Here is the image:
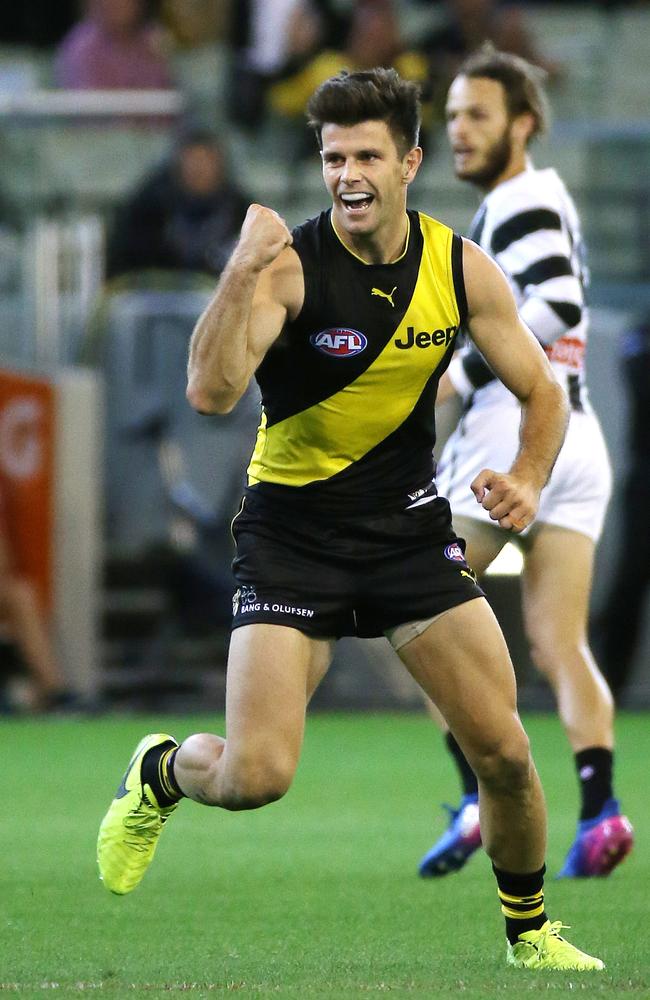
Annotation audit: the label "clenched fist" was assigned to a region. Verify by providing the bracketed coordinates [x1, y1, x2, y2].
[233, 204, 293, 273]
[470, 468, 540, 533]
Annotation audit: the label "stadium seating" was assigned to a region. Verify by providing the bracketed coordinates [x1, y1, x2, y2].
[88, 286, 258, 705]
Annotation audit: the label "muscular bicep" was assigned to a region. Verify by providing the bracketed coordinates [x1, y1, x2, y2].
[462, 238, 555, 402]
[246, 246, 304, 370]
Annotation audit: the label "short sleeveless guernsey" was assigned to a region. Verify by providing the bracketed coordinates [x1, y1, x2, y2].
[247, 209, 466, 514]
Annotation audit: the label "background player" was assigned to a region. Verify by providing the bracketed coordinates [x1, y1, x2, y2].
[98, 67, 603, 970]
[418, 45, 633, 881]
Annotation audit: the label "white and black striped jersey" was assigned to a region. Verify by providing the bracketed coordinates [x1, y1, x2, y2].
[449, 166, 589, 410]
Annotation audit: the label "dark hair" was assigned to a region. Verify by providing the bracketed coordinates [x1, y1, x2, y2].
[306, 68, 421, 156]
[457, 43, 550, 140]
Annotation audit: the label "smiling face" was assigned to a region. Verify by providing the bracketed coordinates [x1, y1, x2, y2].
[320, 120, 421, 256]
[445, 75, 531, 191]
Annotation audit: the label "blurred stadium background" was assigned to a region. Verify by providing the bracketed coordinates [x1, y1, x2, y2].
[2, 3, 650, 996]
[0, 0, 649, 714]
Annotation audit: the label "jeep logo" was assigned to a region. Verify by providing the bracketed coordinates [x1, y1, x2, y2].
[394, 325, 458, 350]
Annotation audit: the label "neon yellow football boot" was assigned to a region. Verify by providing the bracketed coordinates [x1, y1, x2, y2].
[97, 733, 179, 895]
[507, 920, 604, 971]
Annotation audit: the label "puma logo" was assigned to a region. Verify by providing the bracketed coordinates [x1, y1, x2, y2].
[115, 756, 137, 799]
[461, 569, 477, 583]
[371, 285, 397, 307]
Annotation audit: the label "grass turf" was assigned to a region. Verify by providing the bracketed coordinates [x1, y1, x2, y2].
[1, 712, 648, 998]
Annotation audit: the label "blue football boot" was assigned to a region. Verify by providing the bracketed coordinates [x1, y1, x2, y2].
[418, 793, 481, 877]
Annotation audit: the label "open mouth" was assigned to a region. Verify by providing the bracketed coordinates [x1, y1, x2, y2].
[340, 192, 375, 213]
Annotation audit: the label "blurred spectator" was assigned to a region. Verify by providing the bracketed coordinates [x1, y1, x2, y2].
[161, 0, 231, 49]
[594, 321, 650, 702]
[421, 0, 561, 122]
[227, 0, 430, 132]
[228, 0, 324, 128]
[267, 1, 428, 126]
[107, 129, 250, 278]
[224, 0, 432, 154]
[54, 0, 173, 90]
[0, 478, 78, 713]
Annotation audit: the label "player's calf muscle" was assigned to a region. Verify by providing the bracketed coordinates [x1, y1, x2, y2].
[217, 754, 295, 810]
[176, 734, 297, 810]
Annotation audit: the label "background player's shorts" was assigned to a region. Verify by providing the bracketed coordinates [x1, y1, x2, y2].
[230, 488, 484, 640]
[437, 400, 612, 542]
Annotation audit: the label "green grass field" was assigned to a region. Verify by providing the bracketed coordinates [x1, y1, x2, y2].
[2, 712, 648, 998]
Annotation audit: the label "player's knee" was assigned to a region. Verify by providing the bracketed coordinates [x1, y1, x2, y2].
[526, 627, 574, 680]
[472, 730, 532, 796]
[220, 752, 295, 811]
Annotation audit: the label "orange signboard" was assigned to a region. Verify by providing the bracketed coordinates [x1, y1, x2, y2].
[0, 369, 56, 613]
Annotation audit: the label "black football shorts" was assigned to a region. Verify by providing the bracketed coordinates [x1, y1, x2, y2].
[230, 488, 484, 640]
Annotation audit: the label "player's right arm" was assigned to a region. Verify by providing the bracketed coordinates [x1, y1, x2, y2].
[186, 204, 303, 414]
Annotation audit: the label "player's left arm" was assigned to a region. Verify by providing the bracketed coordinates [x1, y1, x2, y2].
[448, 213, 583, 400]
[461, 238, 569, 532]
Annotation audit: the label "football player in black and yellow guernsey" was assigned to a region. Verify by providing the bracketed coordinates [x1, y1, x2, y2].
[97, 68, 603, 971]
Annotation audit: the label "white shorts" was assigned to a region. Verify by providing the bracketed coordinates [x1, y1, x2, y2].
[437, 401, 612, 543]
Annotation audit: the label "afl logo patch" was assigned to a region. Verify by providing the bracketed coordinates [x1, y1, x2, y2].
[444, 542, 465, 562]
[310, 328, 367, 357]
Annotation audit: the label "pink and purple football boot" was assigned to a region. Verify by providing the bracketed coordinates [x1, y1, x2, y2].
[556, 798, 634, 878]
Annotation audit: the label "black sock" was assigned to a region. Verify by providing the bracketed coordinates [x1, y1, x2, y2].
[575, 747, 613, 821]
[445, 731, 479, 797]
[141, 741, 185, 807]
[493, 864, 547, 945]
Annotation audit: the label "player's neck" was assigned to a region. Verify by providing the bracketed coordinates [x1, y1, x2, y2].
[332, 211, 409, 265]
[482, 153, 532, 194]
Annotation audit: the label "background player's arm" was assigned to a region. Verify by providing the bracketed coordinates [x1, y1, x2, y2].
[461, 238, 569, 529]
[187, 204, 303, 414]
[447, 210, 583, 400]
